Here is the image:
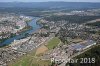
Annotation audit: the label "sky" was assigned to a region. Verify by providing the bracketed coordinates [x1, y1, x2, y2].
[0, 0, 100, 2]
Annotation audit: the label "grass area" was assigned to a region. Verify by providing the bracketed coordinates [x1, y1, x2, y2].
[9, 49, 51, 66]
[46, 37, 60, 50]
[13, 55, 31, 66]
[9, 50, 35, 66]
[31, 58, 51, 66]
[8, 37, 60, 66]
[10, 56, 50, 66]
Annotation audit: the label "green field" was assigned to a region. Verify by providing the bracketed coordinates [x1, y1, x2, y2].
[46, 37, 60, 49]
[8, 37, 60, 66]
[9, 50, 51, 66]
[10, 56, 50, 66]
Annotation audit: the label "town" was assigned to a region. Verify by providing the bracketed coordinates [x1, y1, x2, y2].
[0, 13, 32, 44]
[0, 3, 100, 66]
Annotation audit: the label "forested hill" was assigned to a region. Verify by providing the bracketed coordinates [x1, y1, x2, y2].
[0, 2, 100, 9]
[67, 45, 100, 66]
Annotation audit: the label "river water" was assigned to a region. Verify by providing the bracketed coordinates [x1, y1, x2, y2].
[1, 17, 40, 46]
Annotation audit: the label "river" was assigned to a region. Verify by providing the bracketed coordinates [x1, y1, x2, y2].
[0, 17, 40, 47]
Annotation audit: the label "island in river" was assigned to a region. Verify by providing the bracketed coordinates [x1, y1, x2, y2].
[0, 17, 41, 47]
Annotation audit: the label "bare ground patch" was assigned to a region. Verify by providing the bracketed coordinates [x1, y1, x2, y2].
[36, 45, 48, 55]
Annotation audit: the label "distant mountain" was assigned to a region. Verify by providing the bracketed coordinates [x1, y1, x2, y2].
[0, 2, 100, 9]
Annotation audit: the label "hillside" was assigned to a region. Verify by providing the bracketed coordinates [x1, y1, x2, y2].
[0, 2, 100, 9]
[67, 45, 100, 66]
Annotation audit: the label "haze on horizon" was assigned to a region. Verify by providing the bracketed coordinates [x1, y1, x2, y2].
[0, 0, 100, 2]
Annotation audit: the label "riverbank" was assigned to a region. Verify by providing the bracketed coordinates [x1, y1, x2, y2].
[0, 33, 16, 45]
[0, 22, 32, 46]
[0, 17, 41, 47]
[17, 26, 32, 34]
